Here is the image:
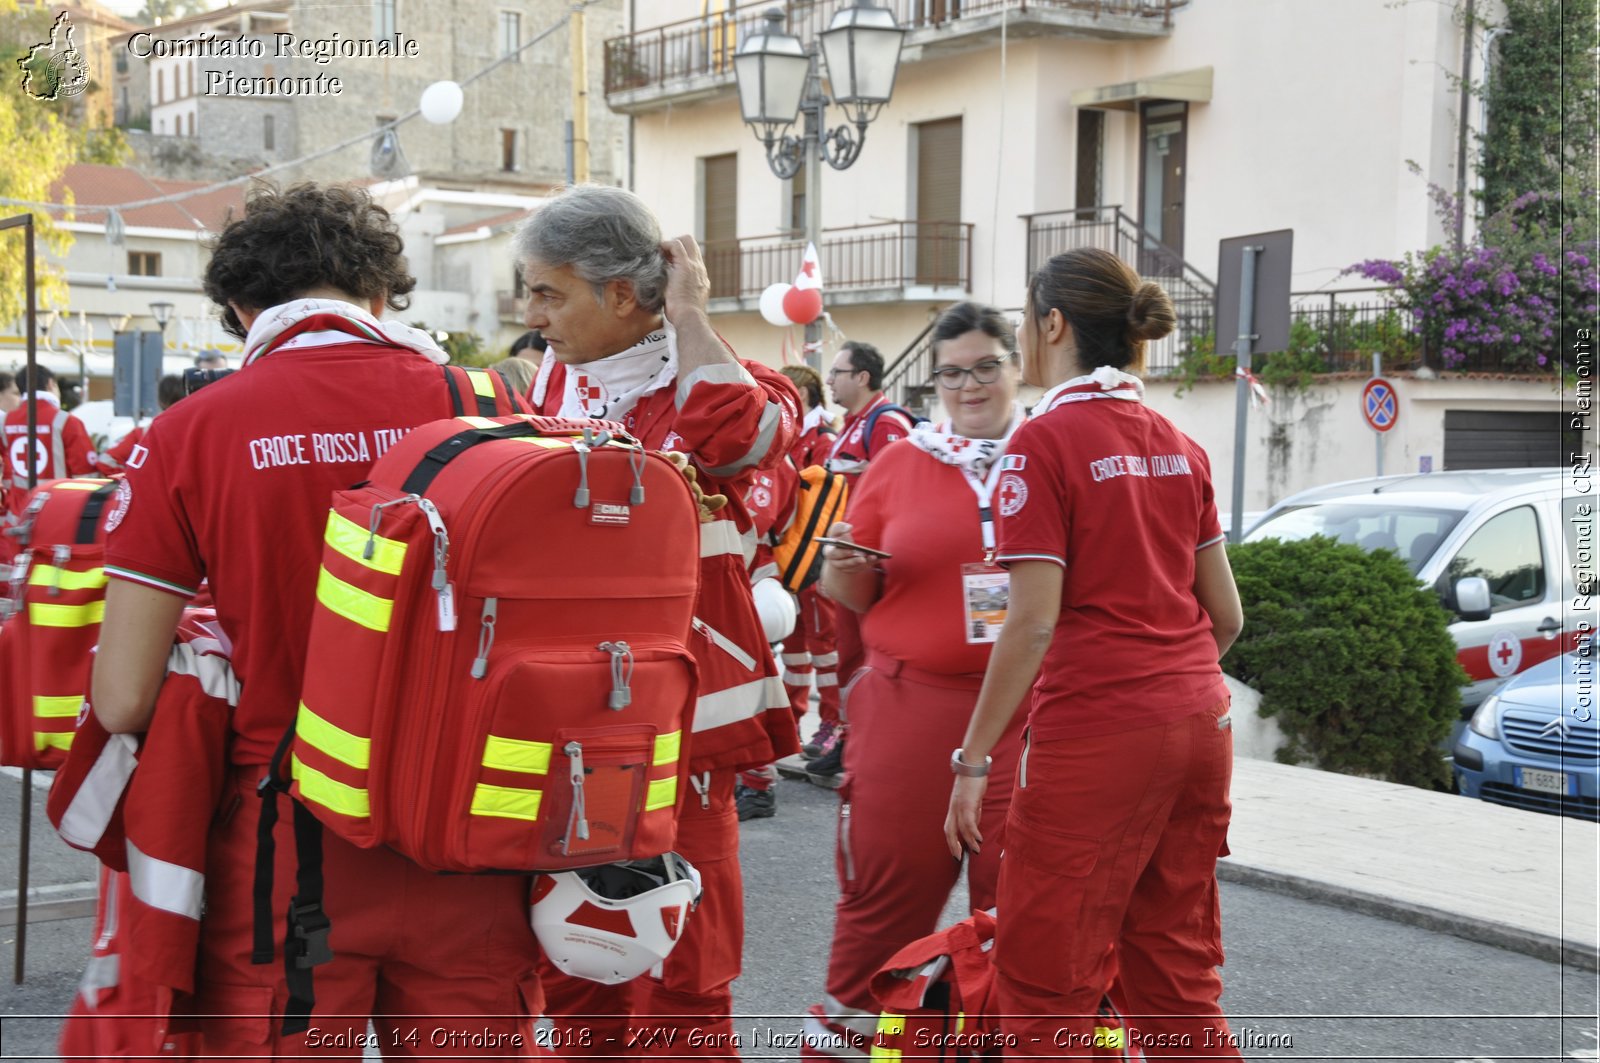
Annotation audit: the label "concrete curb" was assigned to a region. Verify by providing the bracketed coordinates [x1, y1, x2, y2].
[1216, 860, 1600, 972]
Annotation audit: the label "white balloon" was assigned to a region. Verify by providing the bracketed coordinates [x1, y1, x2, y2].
[759, 283, 794, 327]
[419, 80, 464, 125]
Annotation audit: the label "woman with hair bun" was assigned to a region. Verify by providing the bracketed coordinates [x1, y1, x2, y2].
[944, 248, 1246, 1058]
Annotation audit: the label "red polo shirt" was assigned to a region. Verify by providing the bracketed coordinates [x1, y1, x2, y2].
[995, 387, 1227, 741]
[104, 341, 473, 765]
[847, 444, 999, 678]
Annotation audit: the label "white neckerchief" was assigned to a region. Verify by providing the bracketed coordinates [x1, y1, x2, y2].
[23, 391, 61, 410]
[241, 298, 449, 366]
[906, 402, 1027, 557]
[802, 405, 828, 435]
[534, 326, 678, 422]
[1032, 365, 1145, 416]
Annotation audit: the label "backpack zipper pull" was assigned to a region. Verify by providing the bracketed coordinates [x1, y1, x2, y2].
[573, 442, 591, 509]
[599, 641, 633, 710]
[470, 597, 498, 678]
[689, 771, 711, 810]
[628, 446, 647, 505]
[364, 493, 422, 560]
[415, 498, 455, 630]
[49, 545, 70, 596]
[563, 741, 589, 847]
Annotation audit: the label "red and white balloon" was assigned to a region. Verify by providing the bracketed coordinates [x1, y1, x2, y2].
[759, 242, 825, 327]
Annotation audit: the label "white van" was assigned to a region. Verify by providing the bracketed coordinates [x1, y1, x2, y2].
[1245, 469, 1592, 712]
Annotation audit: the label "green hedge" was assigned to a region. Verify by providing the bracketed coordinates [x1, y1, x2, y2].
[1225, 536, 1468, 788]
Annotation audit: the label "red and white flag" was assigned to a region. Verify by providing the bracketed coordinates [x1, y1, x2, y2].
[794, 242, 823, 291]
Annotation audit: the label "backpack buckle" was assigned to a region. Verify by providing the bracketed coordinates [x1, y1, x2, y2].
[288, 900, 334, 968]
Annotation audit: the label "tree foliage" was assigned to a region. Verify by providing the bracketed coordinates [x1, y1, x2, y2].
[135, 0, 211, 24]
[1476, 0, 1597, 215]
[1223, 537, 1468, 789]
[0, 0, 132, 327]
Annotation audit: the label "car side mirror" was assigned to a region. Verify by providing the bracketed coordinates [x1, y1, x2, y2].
[1455, 577, 1492, 621]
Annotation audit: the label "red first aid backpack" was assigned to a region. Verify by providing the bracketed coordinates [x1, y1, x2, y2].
[0, 478, 119, 770]
[289, 414, 702, 875]
[869, 909, 1141, 1060]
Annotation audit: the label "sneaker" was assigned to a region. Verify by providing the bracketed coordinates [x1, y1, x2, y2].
[736, 785, 777, 821]
[805, 736, 845, 777]
[801, 720, 836, 758]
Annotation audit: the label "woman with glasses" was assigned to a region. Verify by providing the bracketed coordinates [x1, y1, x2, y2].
[801, 302, 1027, 1055]
[945, 248, 1245, 1058]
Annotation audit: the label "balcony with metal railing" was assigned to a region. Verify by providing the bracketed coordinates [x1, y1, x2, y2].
[605, 0, 1184, 112]
[703, 220, 973, 311]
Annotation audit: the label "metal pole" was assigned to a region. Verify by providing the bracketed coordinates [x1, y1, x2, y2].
[569, 5, 590, 184]
[802, 51, 823, 372]
[16, 214, 36, 985]
[1229, 245, 1258, 545]
[1373, 352, 1383, 478]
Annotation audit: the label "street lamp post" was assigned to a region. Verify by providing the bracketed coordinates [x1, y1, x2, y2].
[146, 301, 175, 422]
[735, 3, 904, 369]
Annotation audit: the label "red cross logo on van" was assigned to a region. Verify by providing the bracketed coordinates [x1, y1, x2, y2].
[1487, 630, 1522, 678]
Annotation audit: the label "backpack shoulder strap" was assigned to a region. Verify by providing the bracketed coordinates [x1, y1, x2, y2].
[861, 403, 920, 458]
[443, 366, 518, 417]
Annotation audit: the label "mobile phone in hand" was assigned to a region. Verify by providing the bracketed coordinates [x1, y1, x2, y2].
[815, 537, 892, 560]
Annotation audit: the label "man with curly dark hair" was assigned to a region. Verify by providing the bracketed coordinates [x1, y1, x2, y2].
[91, 181, 537, 1055]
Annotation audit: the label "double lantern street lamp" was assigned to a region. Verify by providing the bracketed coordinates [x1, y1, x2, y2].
[734, 3, 904, 365]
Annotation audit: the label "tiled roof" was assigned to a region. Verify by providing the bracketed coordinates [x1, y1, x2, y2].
[437, 207, 534, 239]
[52, 164, 245, 233]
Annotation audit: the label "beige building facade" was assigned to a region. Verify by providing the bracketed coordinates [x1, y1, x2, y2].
[608, 0, 1572, 507]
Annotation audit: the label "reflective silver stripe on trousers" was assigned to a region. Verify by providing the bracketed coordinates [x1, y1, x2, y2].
[812, 652, 839, 668]
[125, 838, 204, 920]
[56, 733, 139, 850]
[77, 953, 120, 1006]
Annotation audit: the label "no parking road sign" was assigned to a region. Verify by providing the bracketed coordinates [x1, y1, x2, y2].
[1362, 377, 1399, 433]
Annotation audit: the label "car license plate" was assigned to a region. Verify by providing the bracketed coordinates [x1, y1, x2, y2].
[1515, 767, 1575, 796]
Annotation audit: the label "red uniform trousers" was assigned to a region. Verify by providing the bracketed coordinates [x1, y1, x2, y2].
[780, 587, 841, 725]
[995, 699, 1240, 1060]
[831, 608, 863, 724]
[58, 868, 196, 1061]
[806, 659, 1022, 1056]
[539, 768, 743, 1060]
[183, 767, 544, 1058]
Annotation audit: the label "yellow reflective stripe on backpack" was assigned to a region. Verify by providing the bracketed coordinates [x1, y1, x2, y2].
[296, 702, 372, 770]
[482, 735, 552, 774]
[1094, 1025, 1127, 1050]
[323, 511, 407, 576]
[653, 730, 682, 767]
[315, 566, 393, 632]
[292, 756, 371, 819]
[465, 368, 496, 399]
[28, 566, 108, 591]
[35, 731, 73, 752]
[50, 480, 110, 491]
[28, 600, 105, 627]
[456, 416, 502, 429]
[644, 776, 677, 812]
[508, 436, 573, 450]
[471, 783, 543, 821]
[33, 694, 82, 718]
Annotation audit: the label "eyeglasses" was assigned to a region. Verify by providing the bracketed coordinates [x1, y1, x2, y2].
[827, 366, 860, 378]
[932, 359, 1008, 389]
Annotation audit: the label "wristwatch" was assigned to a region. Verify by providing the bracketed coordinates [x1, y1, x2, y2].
[950, 749, 991, 777]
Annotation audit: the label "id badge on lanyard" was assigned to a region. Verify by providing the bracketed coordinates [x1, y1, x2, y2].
[961, 463, 1010, 645]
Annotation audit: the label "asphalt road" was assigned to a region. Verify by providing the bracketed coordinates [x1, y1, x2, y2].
[3, 769, 1597, 1061]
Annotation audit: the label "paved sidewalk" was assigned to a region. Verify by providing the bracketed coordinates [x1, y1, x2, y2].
[1220, 758, 1598, 970]
[781, 750, 1599, 971]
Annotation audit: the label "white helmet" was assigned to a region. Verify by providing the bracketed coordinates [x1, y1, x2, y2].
[530, 852, 702, 984]
[752, 577, 798, 644]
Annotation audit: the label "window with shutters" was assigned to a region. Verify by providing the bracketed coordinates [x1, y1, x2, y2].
[502, 129, 519, 171]
[701, 153, 739, 298]
[500, 11, 521, 59]
[128, 252, 162, 277]
[789, 166, 807, 235]
[913, 117, 962, 284]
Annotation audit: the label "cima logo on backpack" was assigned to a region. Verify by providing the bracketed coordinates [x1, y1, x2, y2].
[0, 478, 119, 770]
[293, 415, 703, 874]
